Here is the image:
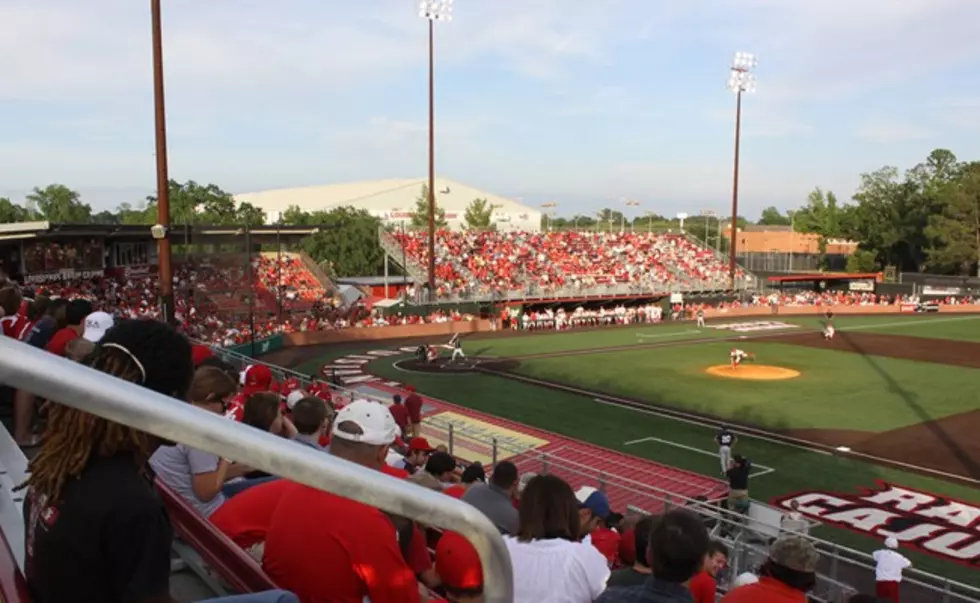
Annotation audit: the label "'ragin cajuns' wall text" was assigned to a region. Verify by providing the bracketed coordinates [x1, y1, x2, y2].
[772, 482, 980, 566]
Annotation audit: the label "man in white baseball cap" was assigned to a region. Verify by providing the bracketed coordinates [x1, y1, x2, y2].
[82, 311, 115, 343]
[873, 537, 911, 603]
[330, 399, 400, 451]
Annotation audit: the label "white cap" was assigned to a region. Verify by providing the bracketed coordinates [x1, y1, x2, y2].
[82, 312, 115, 342]
[732, 572, 759, 588]
[885, 537, 899, 549]
[286, 389, 307, 410]
[331, 400, 399, 446]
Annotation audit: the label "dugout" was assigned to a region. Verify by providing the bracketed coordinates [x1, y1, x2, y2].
[765, 272, 881, 295]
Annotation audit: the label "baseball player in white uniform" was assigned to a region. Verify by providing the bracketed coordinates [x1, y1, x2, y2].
[823, 324, 835, 340]
[730, 348, 754, 368]
[696, 309, 706, 329]
[449, 333, 465, 362]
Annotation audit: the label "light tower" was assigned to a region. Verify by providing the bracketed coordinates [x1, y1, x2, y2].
[419, 0, 453, 292]
[726, 51, 757, 290]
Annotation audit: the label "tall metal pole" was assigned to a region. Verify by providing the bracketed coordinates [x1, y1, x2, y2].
[276, 224, 283, 332]
[151, 0, 174, 324]
[729, 89, 742, 289]
[426, 19, 436, 292]
[245, 227, 256, 358]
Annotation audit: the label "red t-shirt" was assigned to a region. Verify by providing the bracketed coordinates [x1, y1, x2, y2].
[618, 528, 636, 565]
[210, 480, 290, 549]
[389, 404, 410, 434]
[404, 393, 423, 423]
[406, 524, 432, 574]
[1, 315, 30, 340]
[225, 392, 247, 422]
[443, 485, 466, 499]
[45, 327, 79, 357]
[688, 570, 717, 603]
[589, 526, 621, 567]
[262, 483, 421, 603]
[382, 464, 410, 479]
[720, 576, 807, 603]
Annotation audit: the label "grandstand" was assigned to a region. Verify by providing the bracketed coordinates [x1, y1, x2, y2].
[235, 177, 542, 232]
[380, 228, 753, 300]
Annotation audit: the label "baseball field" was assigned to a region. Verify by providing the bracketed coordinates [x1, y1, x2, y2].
[272, 313, 980, 585]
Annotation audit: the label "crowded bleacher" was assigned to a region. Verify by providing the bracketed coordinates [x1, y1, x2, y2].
[390, 230, 744, 298]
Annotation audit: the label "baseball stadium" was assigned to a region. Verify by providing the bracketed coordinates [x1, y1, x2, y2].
[4, 11, 980, 603]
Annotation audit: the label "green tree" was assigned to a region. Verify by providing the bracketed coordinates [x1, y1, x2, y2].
[236, 201, 266, 227]
[846, 249, 878, 273]
[144, 180, 239, 226]
[280, 205, 313, 225]
[758, 206, 792, 226]
[463, 198, 494, 230]
[596, 208, 626, 230]
[27, 184, 92, 223]
[115, 201, 155, 225]
[0, 198, 36, 223]
[924, 161, 980, 275]
[91, 210, 119, 224]
[298, 206, 386, 277]
[409, 185, 447, 229]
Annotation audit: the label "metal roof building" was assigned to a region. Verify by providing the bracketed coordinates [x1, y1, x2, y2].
[235, 177, 541, 232]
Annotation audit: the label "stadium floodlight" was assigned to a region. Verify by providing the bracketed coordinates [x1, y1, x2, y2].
[419, 0, 453, 290]
[419, 0, 453, 21]
[725, 51, 757, 290]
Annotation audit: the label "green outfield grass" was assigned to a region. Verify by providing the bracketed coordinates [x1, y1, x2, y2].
[513, 341, 980, 431]
[287, 313, 980, 583]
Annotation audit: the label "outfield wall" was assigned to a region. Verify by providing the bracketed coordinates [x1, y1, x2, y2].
[704, 304, 980, 319]
[279, 305, 980, 346]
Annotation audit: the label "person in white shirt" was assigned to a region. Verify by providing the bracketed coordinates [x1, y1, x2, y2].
[505, 474, 609, 603]
[873, 537, 911, 603]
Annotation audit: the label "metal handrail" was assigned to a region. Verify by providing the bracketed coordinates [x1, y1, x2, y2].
[0, 339, 514, 602]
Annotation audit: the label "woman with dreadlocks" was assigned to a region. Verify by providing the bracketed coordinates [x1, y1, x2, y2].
[21, 318, 194, 603]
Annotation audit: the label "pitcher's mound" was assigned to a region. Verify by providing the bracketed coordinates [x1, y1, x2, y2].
[705, 365, 801, 381]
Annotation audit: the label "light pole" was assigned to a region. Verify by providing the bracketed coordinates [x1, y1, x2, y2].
[541, 202, 558, 231]
[150, 0, 174, 324]
[419, 0, 452, 292]
[726, 51, 757, 289]
[623, 200, 640, 232]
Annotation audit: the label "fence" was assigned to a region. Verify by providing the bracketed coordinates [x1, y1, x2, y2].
[204, 344, 980, 603]
[0, 337, 515, 602]
[737, 251, 850, 273]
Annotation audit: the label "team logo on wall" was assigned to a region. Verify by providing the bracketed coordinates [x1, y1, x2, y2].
[772, 482, 980, 566]
[708, 321, 799, 333]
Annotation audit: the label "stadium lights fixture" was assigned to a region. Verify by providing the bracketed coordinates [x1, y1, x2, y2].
[726, 51, 757, 290]
[419, 0, 453, 21]
[419, 0, 453, 290]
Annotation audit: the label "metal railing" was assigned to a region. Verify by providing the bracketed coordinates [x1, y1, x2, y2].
[206, 346, 980, 603]
[0, 338, 514, 602]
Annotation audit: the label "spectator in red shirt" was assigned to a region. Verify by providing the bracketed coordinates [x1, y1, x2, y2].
[210, 479, 291, 562]
[721, 535, 818, 603]
[589, 512, 623, 568]
[435, 531, 484, 603]
[45, 299, 92, 357]
[689, 540, 729, 603]
[444, 463, 486, 499]
[404, 386, 424, 437]
[0, 286, 29, 339]
[607, 515, 660, 587]
[389, 394, 410, 436]
[262, 400, 422, 603]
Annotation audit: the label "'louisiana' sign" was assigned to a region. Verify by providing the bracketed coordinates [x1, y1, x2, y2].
[772, 482, 980, 566]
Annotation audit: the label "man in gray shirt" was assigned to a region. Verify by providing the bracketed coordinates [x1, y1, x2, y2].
[461, 460, 519, 535]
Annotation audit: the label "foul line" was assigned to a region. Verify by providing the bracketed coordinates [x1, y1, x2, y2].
[624, 436, 775, 478]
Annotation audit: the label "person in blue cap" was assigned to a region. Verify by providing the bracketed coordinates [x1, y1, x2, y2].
[575, 486, 611, 543]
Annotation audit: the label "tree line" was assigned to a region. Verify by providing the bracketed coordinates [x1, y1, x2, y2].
[5, 148, 978, 276]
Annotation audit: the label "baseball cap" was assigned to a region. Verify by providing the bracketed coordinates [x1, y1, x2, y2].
[575, 486, 611, 520]
[732, 572, 759, 588]
[242, 365, 273, 391]
[769, 534, 819, 573]
[435, 532, 483, 591]
[285, 389, 307, 410]
[409, 437, 435, 452]
[885, 537, 899, 550]
[331, 399, 399, 446]
[82, 311, 115, 342]
[191, 345, 214, 367]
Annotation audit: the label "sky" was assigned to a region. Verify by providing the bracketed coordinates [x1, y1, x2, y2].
[2, 0, 980, 220]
